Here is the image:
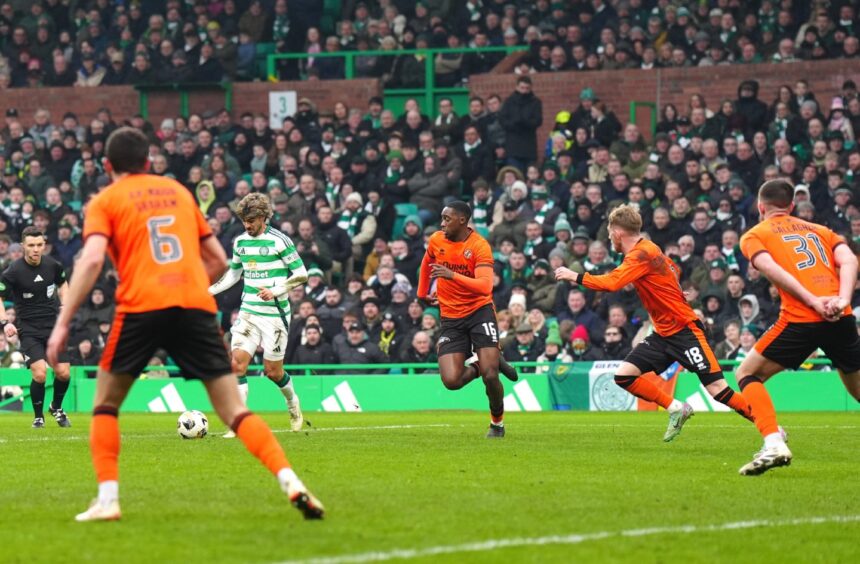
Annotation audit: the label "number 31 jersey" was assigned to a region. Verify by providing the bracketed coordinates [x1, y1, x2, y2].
[83, 173, 217, 314]
[740, 215, 848, 323]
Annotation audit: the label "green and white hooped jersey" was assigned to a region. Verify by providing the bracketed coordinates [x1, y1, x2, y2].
[230, 226, 303, 319]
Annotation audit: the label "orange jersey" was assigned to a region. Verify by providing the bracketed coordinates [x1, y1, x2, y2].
[740, 214, 849, 323]
[424, 230, 494, 319]
[582, 238, 697, 337]
[83, 173, 217, 314]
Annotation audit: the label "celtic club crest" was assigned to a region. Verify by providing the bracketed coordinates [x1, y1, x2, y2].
[591, 372, 636, 411]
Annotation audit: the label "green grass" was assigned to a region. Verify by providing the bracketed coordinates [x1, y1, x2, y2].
[0, 411, 857, 563]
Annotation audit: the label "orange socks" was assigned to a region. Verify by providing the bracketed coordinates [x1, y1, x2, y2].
[713, 387, 754, 422]
[616, 374, 673, 409]
[739, 378, 780, 437]
[232, 412, 291, 475]
[91, 406, 121, 482]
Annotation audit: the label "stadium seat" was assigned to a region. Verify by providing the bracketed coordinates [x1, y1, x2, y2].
[392, 203, 418, 237]
[255, 42, 278, 80]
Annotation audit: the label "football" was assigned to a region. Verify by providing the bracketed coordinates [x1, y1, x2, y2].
[177, 410, 208, 439]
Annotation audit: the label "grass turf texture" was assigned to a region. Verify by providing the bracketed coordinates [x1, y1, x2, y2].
[0, 411, 857, 563]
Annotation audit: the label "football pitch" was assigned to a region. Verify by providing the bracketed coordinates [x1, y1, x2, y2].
[1, 411, 857, 563]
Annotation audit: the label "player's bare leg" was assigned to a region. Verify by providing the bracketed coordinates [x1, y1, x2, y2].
[612, 362, 693, 442]
[438, 352, 481, 390]
[48, 361, 72, 427]
[735, 350, 792, 476]
[837, 369, 860, 401]
[263, 359, 303, 432]
[222, 349, 253, 438]
[204, 374, 323, 519]
[476, 346, 505, 438]
[75, 370, 135, 522]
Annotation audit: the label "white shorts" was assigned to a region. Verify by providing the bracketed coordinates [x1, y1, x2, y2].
[231, 311, 288, 361]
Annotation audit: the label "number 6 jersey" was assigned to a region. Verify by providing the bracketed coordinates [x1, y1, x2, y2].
[83, 174, 217, 314]
[740, 214, 849, 322]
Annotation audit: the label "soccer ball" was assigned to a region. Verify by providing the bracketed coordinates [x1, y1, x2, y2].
[177, 410, 209, 439]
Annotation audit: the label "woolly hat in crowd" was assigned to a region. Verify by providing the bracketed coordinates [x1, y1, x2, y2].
[545, 321, 563, 346]
[345, 192, 363, 206]
[554, 216, 572, 235]
[570, 324, 589, 343]
[508, 294, 527, 309]
[404, 214, 423, 230]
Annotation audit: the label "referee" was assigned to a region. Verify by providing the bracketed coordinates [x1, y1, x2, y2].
[0, 226, 72, 428]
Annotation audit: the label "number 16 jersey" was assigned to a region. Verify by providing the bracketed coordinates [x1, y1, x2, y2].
[83, 173, 217, 314]
[740, 214, 849, 323]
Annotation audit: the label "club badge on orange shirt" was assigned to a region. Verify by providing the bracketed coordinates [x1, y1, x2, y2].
[464, 249, 472, 259]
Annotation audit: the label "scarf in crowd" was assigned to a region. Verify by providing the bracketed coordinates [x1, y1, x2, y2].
[338, 209, 360, 237]
[273, 15, 290, 42]
[434, 113, 456, 127]
[466, 1, 483, 21]
[325, 182, 341, 208]
[722, 245, 740, 271]
[463, 139, 482, 156]
[524, 236, 543, 258]
[773, 118, 788, 139]
[533, 199, 555, 225]
[379, 330, 395, 356]
[385, 166, 401, 184]
[472, 196, 491, 228]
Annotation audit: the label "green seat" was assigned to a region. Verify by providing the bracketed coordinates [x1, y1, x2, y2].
[68, 201, 82, 211]
[392, 203, 419, 237]
[255, 43, 278, 80]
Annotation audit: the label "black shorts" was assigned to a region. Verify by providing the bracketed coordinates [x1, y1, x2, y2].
[437, 304, 499, 357]
[755, 315, 860, 372]
[625, 320, 723, 384]
[18, 318, 69, 368]
[100, 307, 231, 380]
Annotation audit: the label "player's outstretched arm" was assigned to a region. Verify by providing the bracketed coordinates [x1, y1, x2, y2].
[47, 235, 108, 365]
[270, 263, 308, 299]
[204, 236, 234, 290]
[555, 256, 648, 292]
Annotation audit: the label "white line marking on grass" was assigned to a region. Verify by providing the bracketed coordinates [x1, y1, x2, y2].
[0, 423, 456, 444]
[275, 515, 860, 564]
[552, 423, 860, 430]
[274, 423, 454, 434]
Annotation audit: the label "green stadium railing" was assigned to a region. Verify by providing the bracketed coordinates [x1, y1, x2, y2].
[630, 100, 657, 139]
[134, 82, 234, 119]
[265, 46, 528, 117]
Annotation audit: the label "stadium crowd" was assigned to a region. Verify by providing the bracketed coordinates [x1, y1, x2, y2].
[0, 1, 857, 87]
[0, 0, 858, 374]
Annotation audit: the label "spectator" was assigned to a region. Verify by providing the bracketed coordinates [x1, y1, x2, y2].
[293, 323, 335, 367]
[399, 330, 437, 368]
[503, 321, 544, 373]
[499, 76, 543, 170]
[334, 321, 387, 372]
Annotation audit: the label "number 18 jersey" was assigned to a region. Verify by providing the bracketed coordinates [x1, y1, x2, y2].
[83, 173, 217, 314]
[740, 214, 848, 323]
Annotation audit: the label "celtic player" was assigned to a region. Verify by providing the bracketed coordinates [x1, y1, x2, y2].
[210, 193, 307, 437]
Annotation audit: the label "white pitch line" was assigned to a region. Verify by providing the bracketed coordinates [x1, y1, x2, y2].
[276, 515, 860, 564]
[0, 423, 456, 444]
[273, 423, 454, 434]
[0, 421, 856, 443]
